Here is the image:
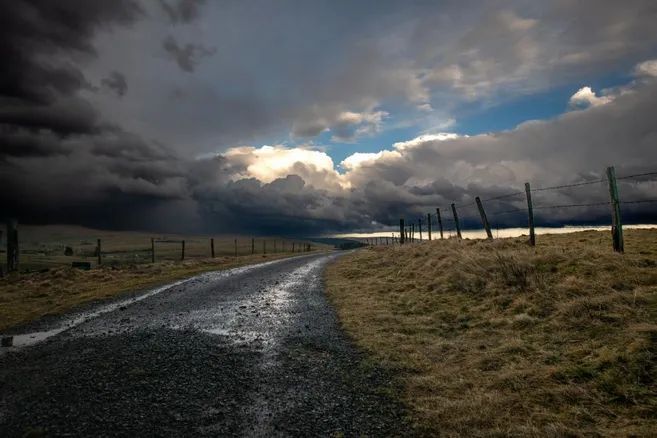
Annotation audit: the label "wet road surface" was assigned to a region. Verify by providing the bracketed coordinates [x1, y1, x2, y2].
[0, 253, 409, 437]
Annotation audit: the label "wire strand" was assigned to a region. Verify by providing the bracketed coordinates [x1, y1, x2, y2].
[532, 179, 606, 192]
[620, 199, 657, 204]
[490, 208, 527, 216]
[616, 171, 657, 180]
[532, 201, 610, 210]
[481, 191, 525, 202]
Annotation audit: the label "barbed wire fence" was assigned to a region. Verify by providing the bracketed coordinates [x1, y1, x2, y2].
[364, 166, 657, 253]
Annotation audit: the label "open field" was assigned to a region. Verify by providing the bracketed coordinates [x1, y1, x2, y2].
[0, 224, 322, 272]
[0, 225, 330, 331]
[325, 229, 657, 436]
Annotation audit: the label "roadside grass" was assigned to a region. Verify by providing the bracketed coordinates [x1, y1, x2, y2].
[0, 252, 307, 332]
[325, 229, 657, 436]
[0, 224, 321, 272]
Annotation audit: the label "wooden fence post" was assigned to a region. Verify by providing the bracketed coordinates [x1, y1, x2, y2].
[606, 166, 624, 253]
[97, 238, 102, 265]
[436, 208, 444, 239]
[181, 240, 185, 260]
[263, 240, 266, 254]
[411, 223, 415, 242]
[251, 238, 255, 254]
[292, 242, 295, 252]
[151, 238, 155, 263]
[418, 218, 422, 241]
[525, 182, 536, 246]
[475, 197, 493, 240]
[451, 203, 462, 239]
[6, 219, 18, 272]
[234, 239, 238, 256]
[427, 213, 432, 241]
[210, 238, 215, 258]
[400, 218, 405, 244]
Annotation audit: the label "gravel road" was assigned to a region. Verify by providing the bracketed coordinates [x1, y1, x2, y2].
[0, 253, 410, 437]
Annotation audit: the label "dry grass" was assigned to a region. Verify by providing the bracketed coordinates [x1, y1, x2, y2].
[0, 224, 322, 271]
[0, 252, 306, 331]
[325, 229, 657, 437]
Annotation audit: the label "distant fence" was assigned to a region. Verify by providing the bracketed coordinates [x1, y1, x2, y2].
[0, 231, 316, 275]
[362, 166, 657, 253]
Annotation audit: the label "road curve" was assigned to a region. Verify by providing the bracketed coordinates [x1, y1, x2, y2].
[0, 252, 409, 437]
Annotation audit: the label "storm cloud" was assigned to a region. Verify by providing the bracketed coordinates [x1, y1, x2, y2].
[2, 0, 657, 234]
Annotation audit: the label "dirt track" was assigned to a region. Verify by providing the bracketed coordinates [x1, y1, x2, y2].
[0, 252, 409, 437]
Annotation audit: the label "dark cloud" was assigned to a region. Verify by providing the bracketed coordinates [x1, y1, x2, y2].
[158, 0, 206, 24]
[102, 71, 128, 97]
[162, 35, 216, 72]
[0, 0, 142, 104]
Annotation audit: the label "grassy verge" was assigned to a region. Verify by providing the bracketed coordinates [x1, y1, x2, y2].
[325, 229, 657, 436]
[0, 252, 313, 331]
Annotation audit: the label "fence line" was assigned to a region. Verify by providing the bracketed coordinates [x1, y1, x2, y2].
[384, 165, 656, 253]
[1, 232, 319, 275]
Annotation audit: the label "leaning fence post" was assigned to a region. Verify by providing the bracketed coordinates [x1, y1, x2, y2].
[181, 240, 185, 260]
[97, 238, 102, 265]
[475, 197, 493, 240]
[525, 183, 536, 246]
[427, 213, 432, 240]
[436, 208, 444, 239]
[211, 238, 215, 258]
[400, 218, 405, 244]
[606, 166, 624, 253]
[151, 238, 155, 263]
[6, 219, 18, 272]
[451, 203, 462, 239]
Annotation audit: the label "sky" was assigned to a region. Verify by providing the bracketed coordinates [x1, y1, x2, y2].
[2, 0, 657, 235]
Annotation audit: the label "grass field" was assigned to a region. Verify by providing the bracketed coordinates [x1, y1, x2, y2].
[0, 225, 329, 331]
[325, 229, 657, 436]
[0, 224, 321, 272]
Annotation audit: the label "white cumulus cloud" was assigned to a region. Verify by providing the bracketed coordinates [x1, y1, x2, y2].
[568, 86, 614, 109]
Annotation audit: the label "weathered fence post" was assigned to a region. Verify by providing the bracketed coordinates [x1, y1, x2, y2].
[181, 240, 185, 260]
[6, 219, 18, 272]
[606, 166, 624, 253]
[151, 238, 155, 263]
[251, 238, 255, 254]
[234, 239, 238, 256]
[97, 238, 102, 265]
[451, 203, 462, 239]
[400, 218, 405, 244]
[411, 223, 415, 242]
[211, 238, 215, 258]
[436, 208, 444, 239]
[418, 218, 422, 241]
[475, 197, 493, 240]
[525, 182, 536, 246]
[427, 213, 432, 240]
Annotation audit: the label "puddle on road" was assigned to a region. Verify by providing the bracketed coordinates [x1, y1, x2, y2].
[183, 259, 325, 351]
[0, 256, 313, 353]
